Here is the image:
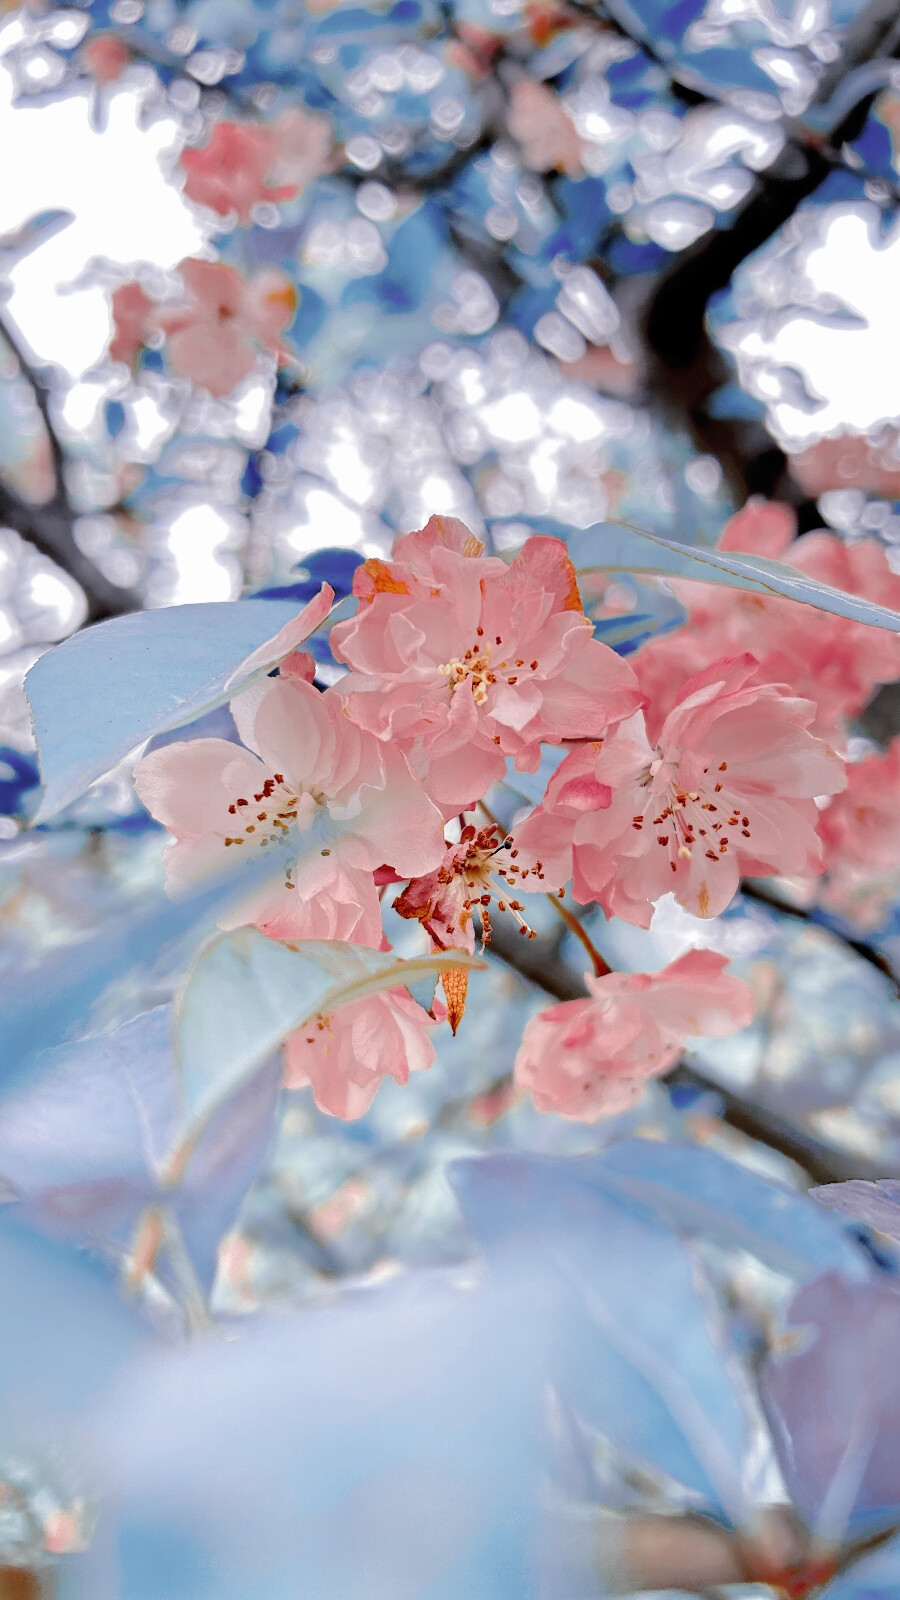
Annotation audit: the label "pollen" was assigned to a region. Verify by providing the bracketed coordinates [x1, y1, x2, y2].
[438, 647, 495, 705]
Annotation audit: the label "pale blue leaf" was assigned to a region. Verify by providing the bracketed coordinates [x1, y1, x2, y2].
[173, 929, 483, 1164]
[26, 598, 301, 821]
[81, 1264, 553, 1600]
[451, 1152, 754, 1521]
[567, 521, 900, 633]
[0, 1210, 150, 1436]
[597, 1141, 867, 1282]
[818, 1530, 900, 1597]
[0, 1007, 280, 1291]
[0, 853, 285, 1098]
[812, 1181, 900, 1245]
[761, 1273, 900, 1541]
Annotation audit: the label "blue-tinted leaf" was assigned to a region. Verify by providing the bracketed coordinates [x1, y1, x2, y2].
[812, 1181, 900, 1244]
[84, 1264, 553, 1600]
[0, 1007, 280, 1292]
[0, 1210, 149, 1435]
[0, 854, 284, 1098]
[26, 598, 303, 821]
[761, 1273, 900, 1541]
[173, 929, 483, 1162]
[567, 521, 900, 632]
[819, 1530, 900, 1597]
[451, 1152, 754, 1521]
[597, 1141, 867, 1282]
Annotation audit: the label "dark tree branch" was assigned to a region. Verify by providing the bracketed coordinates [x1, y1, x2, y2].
[741, 881, 900, 999]
[0, 309, 140, 620]
[486, 892, 900, 1185]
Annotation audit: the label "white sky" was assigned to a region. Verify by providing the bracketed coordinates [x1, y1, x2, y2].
[0, 19, 203, 377]
[724, 203, 900, 449]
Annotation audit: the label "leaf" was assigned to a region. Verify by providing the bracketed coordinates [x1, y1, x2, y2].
[451, 1151, 755, 1520]
[565, 521, 900, 633]
[0, 1210, 150, 1432]
[171, 930, 484, 1170]
[83, 1258, 556, 1600]
[26, 590, 331, 822]
[811, 1181, 900, 1245]
[596, 1141, 867, 1282]
[0, 851, 284, 1098]
[761, 1273, 900, 1541]
[0, 1007, 280, 1292]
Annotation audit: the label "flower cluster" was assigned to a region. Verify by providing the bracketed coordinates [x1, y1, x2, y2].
[135, 513, 850, 1123]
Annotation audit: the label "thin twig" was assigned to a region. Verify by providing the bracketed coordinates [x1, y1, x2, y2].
[548, 895, 612, 977]
[741, 881, 900, 999]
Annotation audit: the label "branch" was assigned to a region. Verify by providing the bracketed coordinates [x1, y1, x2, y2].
[0, 309, 139, 620]
[740, 881, 900, 999]
[486, 904, 900, 1185]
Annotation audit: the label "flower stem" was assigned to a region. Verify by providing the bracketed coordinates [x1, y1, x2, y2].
[547, 896, 612, 978]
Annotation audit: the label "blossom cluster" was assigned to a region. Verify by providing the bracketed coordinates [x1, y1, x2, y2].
[135, 512, 855, 1123]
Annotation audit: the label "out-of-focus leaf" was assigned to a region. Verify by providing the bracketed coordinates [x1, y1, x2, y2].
[0, 1210, 149, 1437]
[26, 598, 312, 821]
[81, 1263, 553, 1600]
[567, 521, 900, 633]
[761, 1272, 900, 1542]
[0, 854, 285, 1098]
[597, 1141, 867, 1282]
[451, 1151, 755, 1522]
[819, 1530, 900, 1597]
[173, 930, 483, 1164]
[812, 1181, 900, 1244]
[0, 1007, 280, 1292]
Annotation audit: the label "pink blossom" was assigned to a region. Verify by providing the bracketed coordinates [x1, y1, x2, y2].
[514, 655, 846, 926]
[331, 516, 644, 812]
[631, 499, 900, 745]
[816, 739, 900, 929]
[159, 258, 297, 398]
[515, 949, 754, 1120]
[283, 985, 436, 1119]
[788, 430, 900, 499]
[507, 79, 582, 176]
[445, 23, 502, 80]
[82, 32, 130, 83]
[181, 111, 331, 223]
[133, 672, 446, 944]
[110, 282, 158, 367]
